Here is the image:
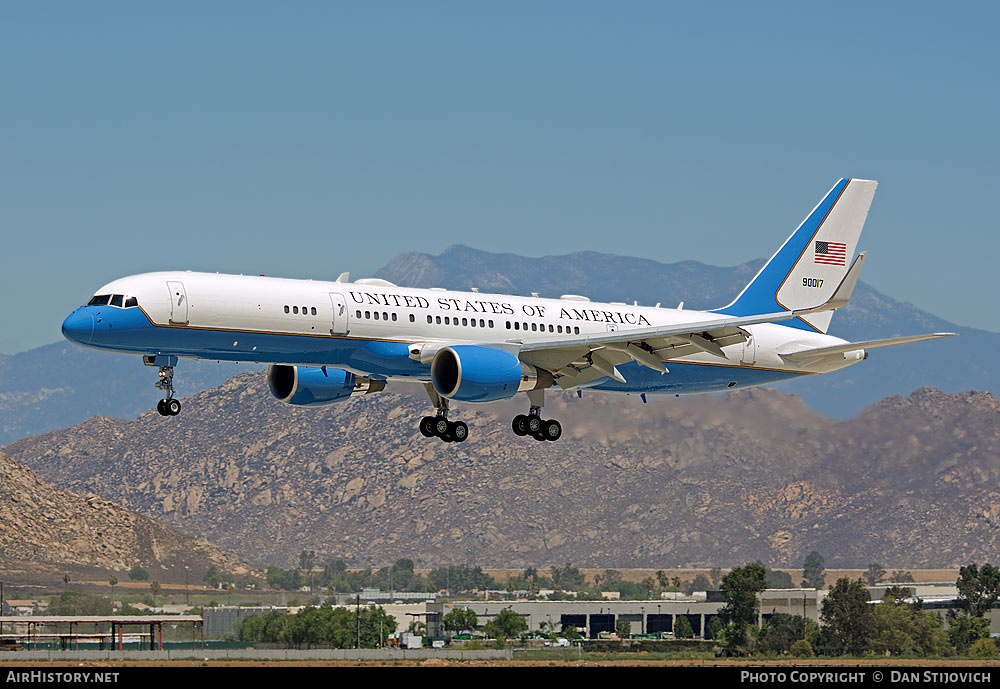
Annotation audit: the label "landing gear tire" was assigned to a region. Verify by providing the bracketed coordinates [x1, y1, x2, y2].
[526, 415, 543, 435]
[156, 399, 168, 416]
[419, 416, 436, 437]
[450, 420, 469, 443]
[512, 415, 528, 436]
[166, 399, 181, 416]
[532, 432, 547, 441]
[542, 419, 562, 441]
[433, 416, 450, 437]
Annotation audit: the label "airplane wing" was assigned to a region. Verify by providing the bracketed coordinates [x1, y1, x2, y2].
[777, 333, 957, 364]
[512, 308, 814, 387]
[511, 254, 868, 387]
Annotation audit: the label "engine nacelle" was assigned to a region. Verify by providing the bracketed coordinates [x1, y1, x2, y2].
[267, 365, 385, 406]
[430, 345, 551, 402]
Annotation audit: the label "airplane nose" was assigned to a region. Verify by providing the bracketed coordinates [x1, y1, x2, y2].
[61, 309, 94, 345]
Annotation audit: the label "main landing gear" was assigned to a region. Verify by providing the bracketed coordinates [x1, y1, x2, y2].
[511, 413, 561, 441]
[144, 355, 181, 417]
[511, 389, 562, 441]
[419, 385, 468, 443]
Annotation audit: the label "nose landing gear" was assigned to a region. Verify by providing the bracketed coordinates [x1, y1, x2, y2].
[155, 365, 181, 416]
[144, 355, 181, 417]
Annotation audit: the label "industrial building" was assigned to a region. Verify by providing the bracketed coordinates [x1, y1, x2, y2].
[426, 588, 824, 639]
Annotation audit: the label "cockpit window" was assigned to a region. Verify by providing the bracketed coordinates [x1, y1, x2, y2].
[87, 293, 138, 308]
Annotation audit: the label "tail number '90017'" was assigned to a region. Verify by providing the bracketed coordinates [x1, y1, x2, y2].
[802, 278, 824, 288]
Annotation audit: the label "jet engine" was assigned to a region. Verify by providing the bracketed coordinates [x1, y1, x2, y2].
[430, 345, 551, 402]
[267, 365, 384, 406]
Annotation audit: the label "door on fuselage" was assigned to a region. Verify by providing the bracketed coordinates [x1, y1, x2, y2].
[329, 293, 349, 335]
[741, 332, 756, 366]
[166, 280, 189, 325]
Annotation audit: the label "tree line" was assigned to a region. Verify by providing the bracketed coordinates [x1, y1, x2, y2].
[234, 604, 397, 648]
[712, 562, 999, 658]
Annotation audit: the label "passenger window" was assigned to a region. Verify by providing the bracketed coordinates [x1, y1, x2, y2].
[302, 306, 307, 315]
[409, 314, 414, 323]
[574, 326, 580, 334]
[523, 323, 528, 331]
[356, 310, 362, 318]
[311, 307, 317, 316]
[87, 295, 111, 306]
[506, 321, 511, 329]
[436, 316, 441, 324]
[444, 317, 450, 325]
[557, 325, 563, 334]
[374, 311, 380, 320]
[469, 319, 476, 327]
[383, 312, 388, 320]
[531, 323, 537, 331]
[462, 318, 467, 326]
[488, 320, 494, 328]
[293, 306, 299, 314]
[514, 322, 519, 330]
[365, 311, 371, 319]
[285, 305, 290, 314]
[427, 316, 432, 324]
[392, 313, 397, 321]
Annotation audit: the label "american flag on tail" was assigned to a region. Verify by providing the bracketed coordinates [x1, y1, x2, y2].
[814, 241, 847, 266]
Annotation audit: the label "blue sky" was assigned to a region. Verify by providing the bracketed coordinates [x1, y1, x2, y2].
[1, 2, 997, 353]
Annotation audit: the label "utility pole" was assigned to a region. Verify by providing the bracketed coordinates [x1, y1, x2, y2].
[355, 594, 361, 649]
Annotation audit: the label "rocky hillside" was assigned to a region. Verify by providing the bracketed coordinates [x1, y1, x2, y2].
[5, 374, 998, 570]
[0, 450, 246, 585]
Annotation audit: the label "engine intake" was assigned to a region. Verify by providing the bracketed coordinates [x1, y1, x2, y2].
[430, 345, 551, 402]
[267, 365, 385, 406]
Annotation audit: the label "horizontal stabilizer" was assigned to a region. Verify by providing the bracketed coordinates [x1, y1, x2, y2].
[778, 332, 956, 362]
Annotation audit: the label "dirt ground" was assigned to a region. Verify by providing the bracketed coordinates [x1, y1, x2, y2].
[4, 658, 998, 667]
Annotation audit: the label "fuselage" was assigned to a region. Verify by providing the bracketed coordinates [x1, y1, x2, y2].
[61, 271, 861, 396]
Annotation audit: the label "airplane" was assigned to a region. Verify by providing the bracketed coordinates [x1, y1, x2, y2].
[61, 178, 954, 443]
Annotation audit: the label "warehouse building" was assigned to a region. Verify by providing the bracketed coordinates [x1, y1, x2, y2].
[427, 588, 824, 639]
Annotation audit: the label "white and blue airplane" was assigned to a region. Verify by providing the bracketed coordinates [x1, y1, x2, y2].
[62, 178, 953, 442]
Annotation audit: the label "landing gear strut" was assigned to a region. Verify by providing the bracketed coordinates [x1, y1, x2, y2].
[512, 390, 561, 441]
[419, 385, 468, 443]
[144, 355, 181, 417]
[155, 366, 181, 416]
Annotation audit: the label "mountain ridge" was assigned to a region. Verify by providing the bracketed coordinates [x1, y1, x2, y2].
[5, 372, 997, 570]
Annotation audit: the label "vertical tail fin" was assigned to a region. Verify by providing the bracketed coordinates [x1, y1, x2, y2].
[715, 178, 877, 333]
